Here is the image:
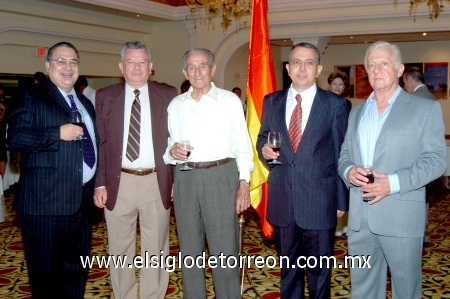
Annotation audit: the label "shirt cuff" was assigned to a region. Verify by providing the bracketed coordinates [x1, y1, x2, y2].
[239, 171, 250, 183]
[344, 165, 355, 187]
[388, 174, 400, 194]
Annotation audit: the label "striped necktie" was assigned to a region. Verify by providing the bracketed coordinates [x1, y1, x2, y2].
[288, 93, 303, 153]
[126, 89, 141, 162]
[68, 95, 95, 168]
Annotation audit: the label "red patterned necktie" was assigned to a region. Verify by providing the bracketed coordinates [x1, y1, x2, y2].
[288, 94, 303, 152]
[126, 89, 141, 162]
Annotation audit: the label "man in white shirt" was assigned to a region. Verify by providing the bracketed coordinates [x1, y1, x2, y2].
[75, 75, 96, 105]
[164, 48, 254, 299]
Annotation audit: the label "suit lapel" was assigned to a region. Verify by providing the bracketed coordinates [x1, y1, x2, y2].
[376, 90, 408, 141]
[148, 81, 163, 144]
[46, 81, 72, 114]
[273, 90, 291, 152]
[113, 86, 126, 146]
[296, 89, 325, 155]
[353, 103, 364, 151]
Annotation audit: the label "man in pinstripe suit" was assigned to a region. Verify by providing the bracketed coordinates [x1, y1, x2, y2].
[8, 42, 98, 299]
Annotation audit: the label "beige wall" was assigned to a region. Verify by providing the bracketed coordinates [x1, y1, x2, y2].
[0, 0, 191, 91]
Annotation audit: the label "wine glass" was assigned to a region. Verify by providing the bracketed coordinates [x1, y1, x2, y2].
[71, 110, 86, 140]
[179, 140, 192, 171]
[362, 165, 375, 202]
[267, 132, 282, 165]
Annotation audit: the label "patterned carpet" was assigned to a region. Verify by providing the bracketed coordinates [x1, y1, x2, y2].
[1, 179, 450, 298]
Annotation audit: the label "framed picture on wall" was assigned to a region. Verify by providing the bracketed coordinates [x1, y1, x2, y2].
[424, 62, 448, 99]
[334, 65, 355, 98]
[355, 64, 372, 99]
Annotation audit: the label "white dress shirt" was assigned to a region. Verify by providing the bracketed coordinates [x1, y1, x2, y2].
[82, 86, 96, 106]
[163, 83, 254, 182]
[285, 84, 317, 132]
[121, 83, 155, 169]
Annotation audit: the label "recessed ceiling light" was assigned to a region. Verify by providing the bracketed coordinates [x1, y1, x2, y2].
[350, 36, 354, 39]
[137, 14, 140, 17]
[423, 32, 427, 36]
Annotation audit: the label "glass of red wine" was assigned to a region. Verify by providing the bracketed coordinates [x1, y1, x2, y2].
[268, 132, 282, 165]
[179, 140, 192, 171]
[71, 110, 86, 140]
[362, 165, 375, 201]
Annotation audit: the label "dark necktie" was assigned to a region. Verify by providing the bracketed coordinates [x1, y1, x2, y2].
[68, 95, 95, 168]
[126, 89, 141, 162]
[288, 94, 303, 152]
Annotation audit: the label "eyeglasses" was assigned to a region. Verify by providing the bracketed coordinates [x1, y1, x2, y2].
[48, 57, 80, 66]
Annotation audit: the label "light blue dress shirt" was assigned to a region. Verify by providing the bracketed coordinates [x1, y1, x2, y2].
[345, 86, 401, 194]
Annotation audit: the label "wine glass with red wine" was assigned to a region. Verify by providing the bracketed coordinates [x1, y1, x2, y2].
[362, 165, 375, 201]
[71, 110, 86, 140]
[179, 140, 192, 171]
[268, 132, 282, 165]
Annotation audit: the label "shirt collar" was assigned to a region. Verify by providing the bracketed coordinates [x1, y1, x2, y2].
[125, 83, 148, 94]
[367, 85, 402, 105]
[289, 84, 317, 101]
[413, 84, 425, 92]
[184, 82, 217, 102]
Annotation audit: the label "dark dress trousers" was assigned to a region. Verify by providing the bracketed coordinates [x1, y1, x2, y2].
[8, 79, 98, 299]
[256, 87, 349, 299]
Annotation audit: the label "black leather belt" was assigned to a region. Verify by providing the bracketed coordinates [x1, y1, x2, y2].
[121, 167, 156, 176]
[185, 158, 233, 169]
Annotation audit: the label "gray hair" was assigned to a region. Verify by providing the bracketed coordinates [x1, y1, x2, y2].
[182, 48, 215, 70]
[403, 67, 425, 83]
[121, 41, 151, 61]
[288, 42, 321, 64]
[364, 41, 402, 71]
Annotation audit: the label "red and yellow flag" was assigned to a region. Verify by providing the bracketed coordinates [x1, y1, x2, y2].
[246, 0, 276, 238]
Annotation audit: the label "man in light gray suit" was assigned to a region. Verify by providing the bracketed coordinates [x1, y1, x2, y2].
[403, 67, 437, 100]
[338, 41, 446, 299]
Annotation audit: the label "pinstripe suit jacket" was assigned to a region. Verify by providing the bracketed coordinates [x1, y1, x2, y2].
[256, 87, 349, 229]
[8, 79, 98, 215]
[94, 81, 177, 211]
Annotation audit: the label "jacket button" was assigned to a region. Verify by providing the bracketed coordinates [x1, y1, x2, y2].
[291, 164, 295, 168]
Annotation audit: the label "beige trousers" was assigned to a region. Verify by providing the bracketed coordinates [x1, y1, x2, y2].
[105, 172, 170, 299]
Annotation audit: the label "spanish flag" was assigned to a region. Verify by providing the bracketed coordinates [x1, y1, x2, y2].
[246, 0, 275, 238]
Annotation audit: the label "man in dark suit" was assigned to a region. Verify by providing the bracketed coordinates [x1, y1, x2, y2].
[93, 41, 177, 299]
[8, 41, 98, 298]
[256, 42, 349, 299]
[403, 66, 437, 100]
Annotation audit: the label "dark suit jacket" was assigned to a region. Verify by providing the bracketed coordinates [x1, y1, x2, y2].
[95, 81, 177, 211]
[256, 87, 349, 230]
[8, 79, 98, 215]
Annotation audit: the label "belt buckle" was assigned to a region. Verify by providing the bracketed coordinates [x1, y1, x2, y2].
[136, 168, 145, 175]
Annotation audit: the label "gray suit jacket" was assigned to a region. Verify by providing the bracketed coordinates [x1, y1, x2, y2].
[95, 81, 177, 211]
[413, 85, 436, 100]
[338, 89, 446, 237]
